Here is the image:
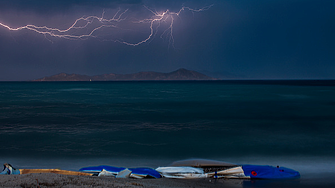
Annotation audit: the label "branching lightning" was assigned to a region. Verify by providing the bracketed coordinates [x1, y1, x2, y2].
[0, 9, 128, 40]
[0, 5, 213, 46]
[118, 5, 213, 47]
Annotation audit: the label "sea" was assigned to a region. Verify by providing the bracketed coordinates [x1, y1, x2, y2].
[1, 80, 335, 187]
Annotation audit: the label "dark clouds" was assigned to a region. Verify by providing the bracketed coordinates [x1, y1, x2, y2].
[0, 0, 335, 80]
[0, 0, 142, 12]
[219, 0, 335, 79]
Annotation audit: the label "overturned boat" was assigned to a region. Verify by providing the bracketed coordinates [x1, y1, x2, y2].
[79, 165, 161, 179]
[156, 159, 300, 179]
[155, 166, 208, 179]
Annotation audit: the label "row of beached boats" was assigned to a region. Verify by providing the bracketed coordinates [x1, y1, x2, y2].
[79, 159, 300, 179]
[2, 159, 300, 179]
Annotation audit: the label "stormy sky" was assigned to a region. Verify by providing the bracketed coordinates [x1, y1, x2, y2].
[0, 0, 334, 80]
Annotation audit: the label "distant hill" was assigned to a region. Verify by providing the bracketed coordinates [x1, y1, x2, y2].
[34, 69, 216, 81]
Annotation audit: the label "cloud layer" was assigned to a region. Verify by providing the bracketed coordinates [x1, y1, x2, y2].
[0, 0, 335, 80]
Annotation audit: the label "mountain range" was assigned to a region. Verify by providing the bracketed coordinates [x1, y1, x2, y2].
[34, 68, 216, 81]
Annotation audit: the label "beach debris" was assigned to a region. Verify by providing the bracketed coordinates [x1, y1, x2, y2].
[36, 179, 41, 188]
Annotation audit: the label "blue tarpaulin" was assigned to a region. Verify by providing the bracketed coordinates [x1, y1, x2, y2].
[242, 165, 300, 179]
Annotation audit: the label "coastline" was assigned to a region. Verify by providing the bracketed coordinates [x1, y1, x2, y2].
[1, 173, 333, 188]
[0, 173, 244, 188]
[2, 172, 335, 188]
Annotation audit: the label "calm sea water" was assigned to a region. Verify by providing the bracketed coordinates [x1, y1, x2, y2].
[1, 81, 335, 186]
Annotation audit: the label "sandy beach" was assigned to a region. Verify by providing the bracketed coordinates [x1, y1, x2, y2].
[0, 173, 246, 188]
[1, 173, 334, 188]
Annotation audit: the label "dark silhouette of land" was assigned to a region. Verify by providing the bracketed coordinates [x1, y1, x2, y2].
[34, 68, 216, 81]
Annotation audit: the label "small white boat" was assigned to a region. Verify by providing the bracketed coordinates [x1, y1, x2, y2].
[155, 166, 208, 179]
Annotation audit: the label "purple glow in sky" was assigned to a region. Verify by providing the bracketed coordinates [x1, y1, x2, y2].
[0, 5, 212, 46]
[0, 0, 334, 80]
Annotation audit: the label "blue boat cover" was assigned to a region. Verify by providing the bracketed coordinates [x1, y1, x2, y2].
[79, 165, 126, 173]
[79, 165, 161, 178]
[242, 165, 300, 179]
[129, 168, 161, 178]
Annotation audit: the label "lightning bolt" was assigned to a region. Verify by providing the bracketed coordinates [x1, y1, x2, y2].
[121, 5, 213, 47]
[0, 9, 128, 40]
[0, 5, 213, 46]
